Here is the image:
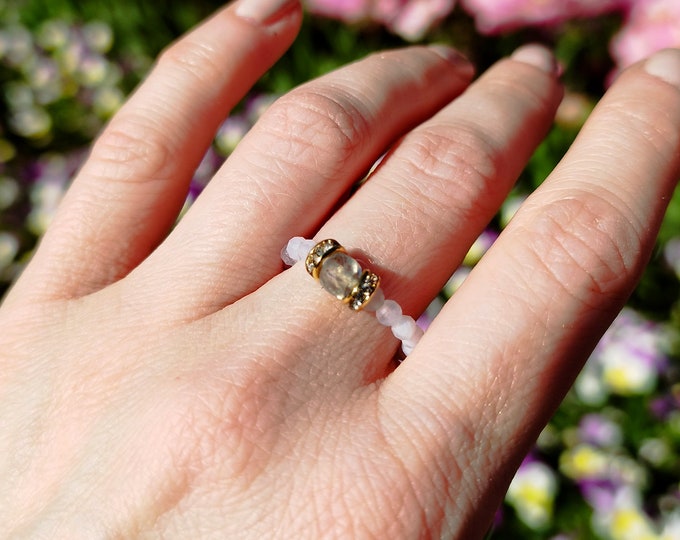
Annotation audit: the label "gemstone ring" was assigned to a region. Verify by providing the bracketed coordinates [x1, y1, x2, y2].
[304, 239, 381, 311]
[280, 236, 423, 356]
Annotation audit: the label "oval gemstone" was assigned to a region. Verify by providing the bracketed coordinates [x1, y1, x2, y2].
[319, 251, 362, 300]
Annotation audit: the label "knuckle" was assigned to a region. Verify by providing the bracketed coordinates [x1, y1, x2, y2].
[172, 375, 273, 480]
[89, 119, 174, 186]
[411, 122, 498, 185]
[521, 193, 641, 303]
[157, 37, 224, 88]
[265, 87, 372, 175]
[396, 122, 501, 215]
[606, 99, 680, 160]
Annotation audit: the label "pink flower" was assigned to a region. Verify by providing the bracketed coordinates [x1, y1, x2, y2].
[374, 0, 456, 40]
[461, 0, 629, 34]
[304, 0, 456, 40]
[611, 0, 680, 69]
[304, 0, 371, 22]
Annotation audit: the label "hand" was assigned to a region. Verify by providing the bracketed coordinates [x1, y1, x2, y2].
[2, 0, 679, 537]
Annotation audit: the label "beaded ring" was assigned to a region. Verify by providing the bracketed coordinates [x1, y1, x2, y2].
[281, 237, 423, 356]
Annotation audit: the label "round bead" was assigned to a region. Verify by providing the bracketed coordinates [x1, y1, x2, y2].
[295, 238, 316, 261]
[318, 251, 362, 300]
[401, 325, 424, 355]
[281, 236, 313, 265]
[280, 246, 297, 266]
[281, 238, 298, 266]
[391, 315, 418, 340]
[376, 300, 402, 326]
[402, 339, 418, 356]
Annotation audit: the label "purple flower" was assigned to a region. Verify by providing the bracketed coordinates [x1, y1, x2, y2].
[506, 454, 559, 530]
[578, 413, 623, 449]
[215, 116, 251, 157]
[649, 388, 680, 420]
[579, 477, 621, 513]
[580, 308, 669, 398]
[188, 147, 225, 200]
[463, 229, 497, 266]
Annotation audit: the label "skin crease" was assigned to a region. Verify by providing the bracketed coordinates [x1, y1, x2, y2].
[2, 0, 680, 538]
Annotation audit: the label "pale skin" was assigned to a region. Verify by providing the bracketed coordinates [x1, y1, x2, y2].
[1, 0, 679, 538]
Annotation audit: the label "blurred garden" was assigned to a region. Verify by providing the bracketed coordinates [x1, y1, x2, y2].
[2, 0, 680, 538]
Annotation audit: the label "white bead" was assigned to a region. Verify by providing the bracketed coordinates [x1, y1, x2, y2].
[281, 237, 315, 265]
[391, 315, 418, 341]
[400, 323, 423, 355]
[363, 288, 385, 312]
[295, 239, 316, 260]
[376, 300, 402, 326]
[281, 241, 298, 266]
[402, 339, 418, 356]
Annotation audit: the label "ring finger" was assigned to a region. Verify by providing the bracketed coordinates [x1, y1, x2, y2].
[6, 0, 302, 306]
[317, 45, 563, 317]
[231, 45, 564, 384]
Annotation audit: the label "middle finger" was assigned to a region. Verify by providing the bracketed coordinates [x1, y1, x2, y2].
[317, 46, 563, 318]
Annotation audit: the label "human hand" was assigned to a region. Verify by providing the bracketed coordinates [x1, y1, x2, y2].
[2, 0, 679, 537]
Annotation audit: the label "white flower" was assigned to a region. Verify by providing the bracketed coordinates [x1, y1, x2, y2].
[593, 487, 657, 540]
[0, 232, 19, 270]
[576, 308, 668, 400]
[506, 460, 558, 530]
[661, 511, 680, 540]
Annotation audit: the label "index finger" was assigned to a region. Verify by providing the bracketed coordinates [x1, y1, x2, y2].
[6, 0, 302, 306]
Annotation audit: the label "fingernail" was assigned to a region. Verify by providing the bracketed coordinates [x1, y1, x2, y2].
[645, 49, 680, 88]
[235, 0, 296, 24]
[511, 44, 558, 75]
[428, 45, 475, 76]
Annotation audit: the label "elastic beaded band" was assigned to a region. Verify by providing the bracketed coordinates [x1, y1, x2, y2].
[281, 237, 423, 356]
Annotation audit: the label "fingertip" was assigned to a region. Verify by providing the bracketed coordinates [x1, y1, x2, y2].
[428, 45, 475, 79]
[511, 44, 560, 76]
[644, 48, 680, 89]
[234, 0, 301, 25]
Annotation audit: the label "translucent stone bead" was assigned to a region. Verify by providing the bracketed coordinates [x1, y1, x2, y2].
[402, 339, 418, 356]
[281, 244, 298, 266]
[281, 237, 315, 265]
[391, 315, 418, 340]
[376, 300, 402, 326]
[295, 238, 316, 261]
[401, 325, 424, 355]
[319, 251, 362, 300]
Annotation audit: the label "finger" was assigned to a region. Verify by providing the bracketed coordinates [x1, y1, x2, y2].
[252, 45, 561, 382]
[135, 46, 474, 320]
[384, 49, 680, 535]
[315, 45, 563, 317]
[198, 46, 562, 392]
[8, 0, 302, 304]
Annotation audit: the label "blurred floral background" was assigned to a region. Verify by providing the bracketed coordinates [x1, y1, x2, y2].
[1, 0, 680, 538]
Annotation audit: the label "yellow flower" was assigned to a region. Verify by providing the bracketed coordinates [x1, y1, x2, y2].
[506, 461, 557, 530]
[609, 507, 656, 540]
[560, 444, 608, 479]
